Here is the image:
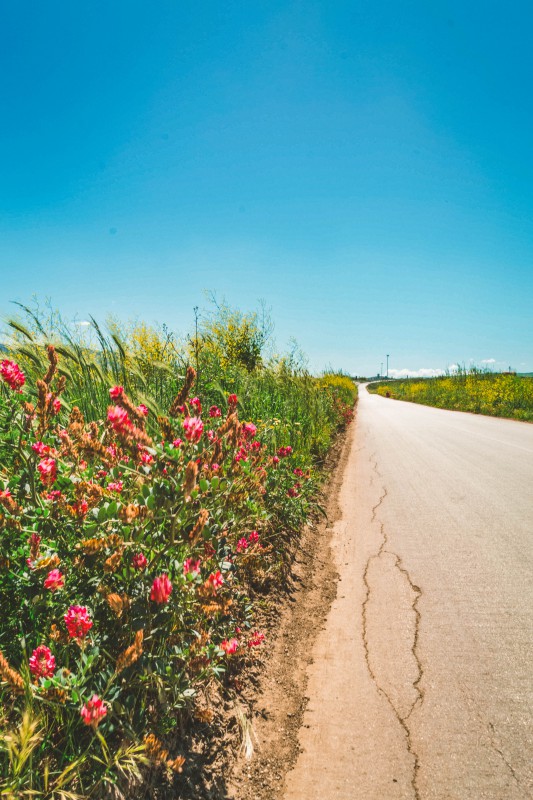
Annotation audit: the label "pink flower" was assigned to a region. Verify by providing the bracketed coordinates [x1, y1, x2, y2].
[32, 441, 51, 456]
[46, 393, 61, 414]
[251, 440, 262, 451]
[137, 403, 149, 417]
[107, 405, 131, 433]
[73, 499, 89, 517]
[132, 552, 148, 570]
[248, 631, 266, 648]
[183, 558, 201, 577]
[190, 397, 202, 414]
[183, 416, 204, 443]
[293, 468, 304, 477]
[248, 531, 259, 544]
[220, 638, 239, 655]
[172, 438, 183, 448]
[150, 574, 172, 604]
[207, 429, 216, 442]
[0, 360, 25, 392]
[242, 422, 257, 439]
[64, 606, 93, 639]
[37, 457, 57, 486]
[207, 571, 224, 591]
[277, 446, 293, 458]
[97, 470, 108, 478]
[234, 447, 248, 464]
[140, 451, 154, 465]
[109, 386, 124, 399]
[80, 694, 107, 728]
[209, 405, 221, 418]
[236, 537, 249, 553]
[287, 487, 299, 498]
[211, 463, 220, 471]
[107, 480, 123, 493]
[46, 490, 62, 502]
[44, 569, 64, 591]
[29, 645, 56, 679]
[227, 394, 238, 408]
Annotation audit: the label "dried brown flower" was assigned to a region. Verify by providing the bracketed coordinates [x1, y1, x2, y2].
[169, 366, 196, 417]
[189, 508, 209, 545]
[0, 650, 24, 694]
[183, 460, 198, 499]
[103, 548, 124, 573]
[43, 345, 58, 385]
[115, 629, 144, 674]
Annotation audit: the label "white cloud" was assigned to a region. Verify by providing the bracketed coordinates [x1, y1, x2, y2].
[75, 320, 91, 327]
[481, 358, 496, 364]
[388, 368, 446, 379]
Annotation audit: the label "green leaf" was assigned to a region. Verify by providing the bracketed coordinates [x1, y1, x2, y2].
[199, 478, 209, 493]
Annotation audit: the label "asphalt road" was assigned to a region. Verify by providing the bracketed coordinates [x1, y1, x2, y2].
[284, 385, 533, 799]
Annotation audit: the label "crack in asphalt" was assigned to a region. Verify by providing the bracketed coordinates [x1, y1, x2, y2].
[488, 722, 521, 787]
[362, 457, 424, 800]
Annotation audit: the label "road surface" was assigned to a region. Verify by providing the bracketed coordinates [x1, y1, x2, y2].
[283, 385, 533, 799]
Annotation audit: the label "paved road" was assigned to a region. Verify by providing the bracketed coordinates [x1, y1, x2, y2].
[284, 385, 533, 799]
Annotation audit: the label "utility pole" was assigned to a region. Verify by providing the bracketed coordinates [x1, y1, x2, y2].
[386, 354, 390, 378]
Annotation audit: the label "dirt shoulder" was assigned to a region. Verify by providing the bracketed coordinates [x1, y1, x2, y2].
[224, 421, 355, 800]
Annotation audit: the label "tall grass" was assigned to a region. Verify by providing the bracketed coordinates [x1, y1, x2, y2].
[3, 303, 357, 462]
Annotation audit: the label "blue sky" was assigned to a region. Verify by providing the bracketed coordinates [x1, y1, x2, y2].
[1, 0, 532, 375]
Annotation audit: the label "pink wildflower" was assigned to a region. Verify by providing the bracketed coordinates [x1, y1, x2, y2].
[37, 457, 57, 486]
[277, 446, 293, 458]
[73, 499, 89, 517]
[107, 480, 123, 493]
[207, 571, 224, 591]
[211, 463, 220, 471]
[242, 422, 257, 439]
[190, 397, 202, 414]
[137, 403, 149, 417]
[132, 552, 148, 570]
[107, 405, 131, 433]
[150, 574, 172, 604]
[109, 386, 124, 399]
[183, 416, 203, 443]
[293, 468, 304, 477]
[220, 638, 239, 655]
[80, 695, 107, 728]
[248, 631, 266, 648]
[29, 645, 56, 679]
[236, 537, 249, 553]
[209, 405, 221, 418]
[227, 393, 238, 408]
[0, 360, 25, 392]
[140, 451, 154, 465]
[46, 490, 62, 502]
[64, 606, 93, 639]
[248, 531, 259, 544]
[172, 438, 183, 448]
[183, 558, 201, 577]
[44, 569, 64, 591]
[287, 486, 299, 498]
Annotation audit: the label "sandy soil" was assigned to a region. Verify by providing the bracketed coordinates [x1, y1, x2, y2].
[225, 422, 355, 800]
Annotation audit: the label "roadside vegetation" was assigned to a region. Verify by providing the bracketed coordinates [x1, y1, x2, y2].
[0, 300, 356, 798]
[369, 367, 533, 421]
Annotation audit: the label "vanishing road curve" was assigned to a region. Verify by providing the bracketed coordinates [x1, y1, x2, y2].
[284, 384, 533, 800]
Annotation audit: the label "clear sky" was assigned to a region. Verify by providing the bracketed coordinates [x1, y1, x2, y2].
[1, 0, 532, 376]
